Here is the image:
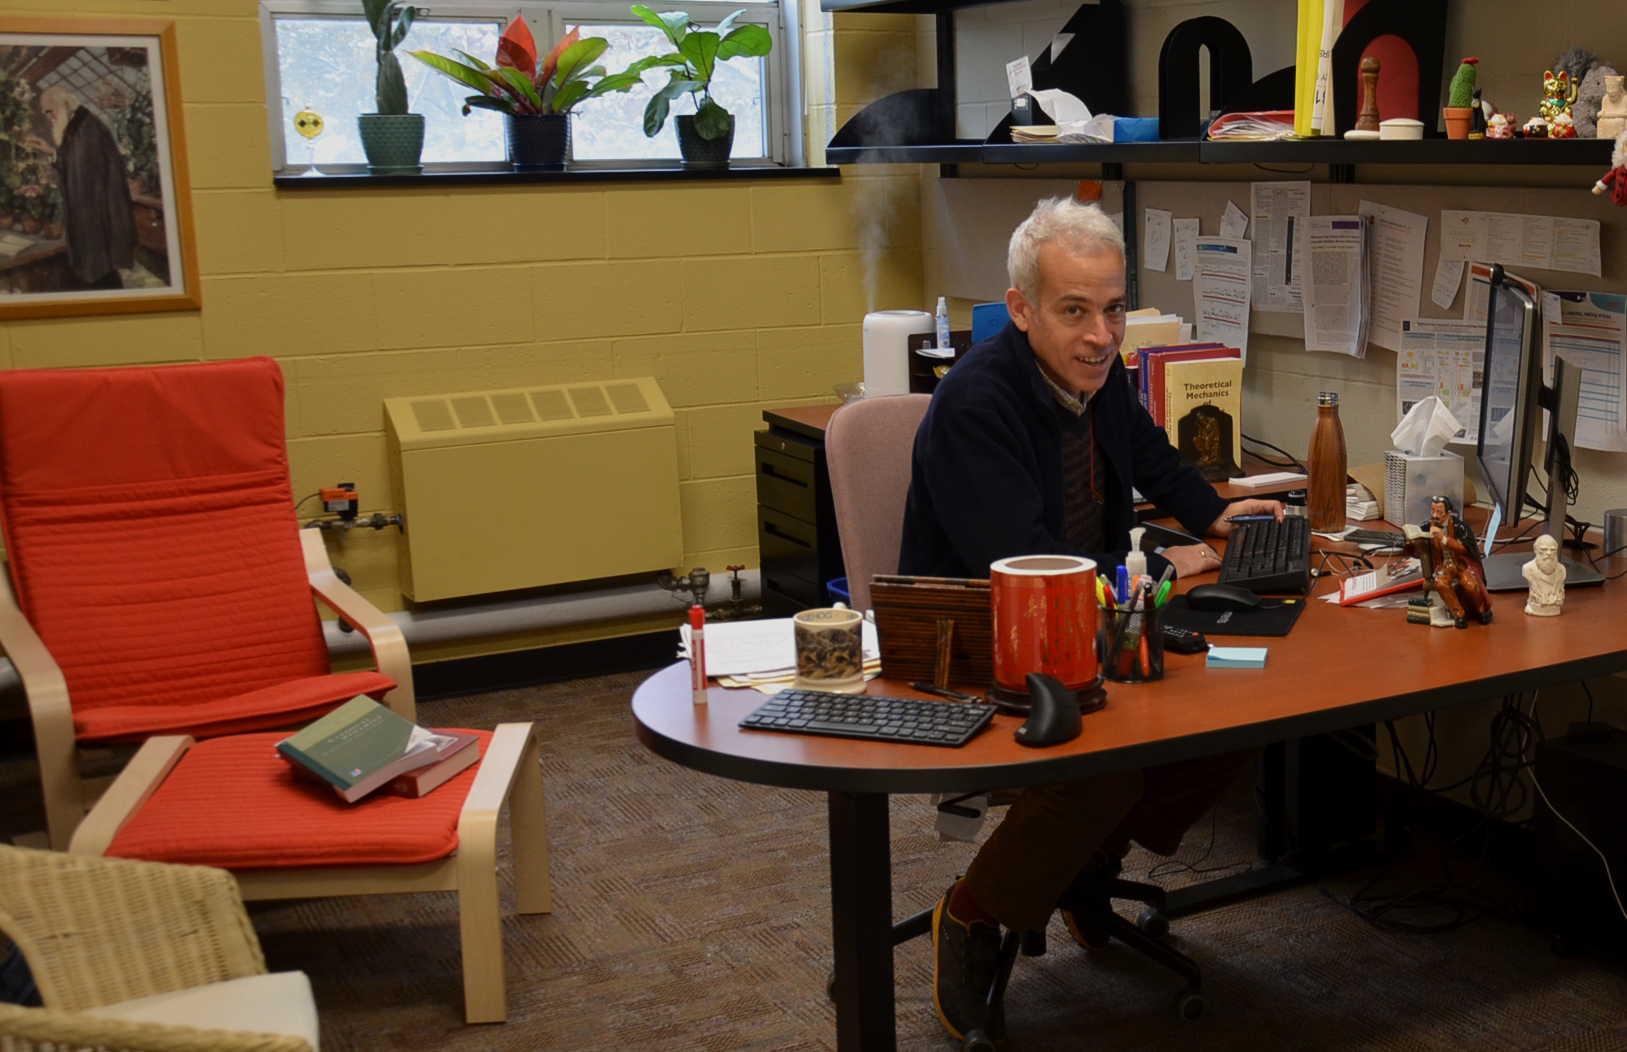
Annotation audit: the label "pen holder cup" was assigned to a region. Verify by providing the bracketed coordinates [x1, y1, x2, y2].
[1101, 605, 1166, 683]
[793, 605, 867, 694]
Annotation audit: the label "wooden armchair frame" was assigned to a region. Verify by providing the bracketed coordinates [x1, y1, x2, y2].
[0, 529, 415, 851]
[69, 720, 552, 1024]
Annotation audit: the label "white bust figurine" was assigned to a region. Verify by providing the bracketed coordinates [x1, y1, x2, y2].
[1522, 533, 1566, 616]
[1598, 75, 1627, 139]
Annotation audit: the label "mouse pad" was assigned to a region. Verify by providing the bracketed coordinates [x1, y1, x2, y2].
[1161, 595, 1306, 637]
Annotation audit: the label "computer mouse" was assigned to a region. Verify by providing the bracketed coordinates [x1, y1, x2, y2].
[1184, 583, 1262, 613]
[1014, 673, 1082, 748]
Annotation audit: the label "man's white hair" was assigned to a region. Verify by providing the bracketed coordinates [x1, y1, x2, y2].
[1007, 197, 1124, 302]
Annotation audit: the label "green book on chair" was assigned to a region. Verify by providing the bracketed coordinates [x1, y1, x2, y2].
[277, 696, 445, 803]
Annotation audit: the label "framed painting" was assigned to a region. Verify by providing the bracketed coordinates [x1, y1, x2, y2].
[0, 18, 200, 319]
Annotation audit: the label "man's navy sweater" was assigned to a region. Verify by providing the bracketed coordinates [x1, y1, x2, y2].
[898, 322, 1228, 581]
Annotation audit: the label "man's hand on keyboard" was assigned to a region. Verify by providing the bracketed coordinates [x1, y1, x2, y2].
[1206, 499, 1286, 538]
[1164, 542, 1222, 578]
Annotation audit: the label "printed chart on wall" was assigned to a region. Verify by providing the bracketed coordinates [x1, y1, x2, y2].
[1250, 182, 1308, 312]
[1192, 238, 1252, 360]
[1543, 292, 1627, 452]
[1396, 319, 1486, 443]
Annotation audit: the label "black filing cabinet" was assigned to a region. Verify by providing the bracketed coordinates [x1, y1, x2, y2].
[755, 408, 845, 617]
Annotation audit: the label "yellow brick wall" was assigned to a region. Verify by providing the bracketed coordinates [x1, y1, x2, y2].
[8, 1, 926, 651]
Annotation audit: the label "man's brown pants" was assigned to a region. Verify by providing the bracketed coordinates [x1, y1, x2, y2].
[963, 749, 1258, 932]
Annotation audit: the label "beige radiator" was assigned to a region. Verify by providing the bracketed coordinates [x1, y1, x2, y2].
[385, 378, 683, 602]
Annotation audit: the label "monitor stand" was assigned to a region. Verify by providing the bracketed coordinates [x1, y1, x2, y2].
[1481, 551, 1604, 592]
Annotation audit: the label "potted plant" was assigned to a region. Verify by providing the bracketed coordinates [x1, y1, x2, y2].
[631, 7, 772, 168]
[411, 18, 649, 171]
[357, 0, 423, 174]
[1444, 57, 1478, 140]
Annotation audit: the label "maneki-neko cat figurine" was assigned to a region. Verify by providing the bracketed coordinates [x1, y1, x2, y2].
[1541, 69, 1579, 124]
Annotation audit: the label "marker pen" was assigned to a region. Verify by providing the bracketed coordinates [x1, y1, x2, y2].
[689, 605, 707, 704]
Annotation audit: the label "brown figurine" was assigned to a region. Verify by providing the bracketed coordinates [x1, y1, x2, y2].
[1409, 495, 1493, 628]
[1356, 56, 1382, 132]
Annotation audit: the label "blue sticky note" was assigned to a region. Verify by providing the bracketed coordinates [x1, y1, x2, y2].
[1206, 647, 1267, 669]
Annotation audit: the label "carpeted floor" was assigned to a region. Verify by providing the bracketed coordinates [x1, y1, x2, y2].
[209, 672, 1626, 1050]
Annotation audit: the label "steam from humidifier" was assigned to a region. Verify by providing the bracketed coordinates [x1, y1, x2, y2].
[862, 310, 934, 396]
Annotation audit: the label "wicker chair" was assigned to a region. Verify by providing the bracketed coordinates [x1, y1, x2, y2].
[0, 846, 315, 1052]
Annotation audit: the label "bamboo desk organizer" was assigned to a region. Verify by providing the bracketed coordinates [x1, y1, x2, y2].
[869, 575, 993, 688]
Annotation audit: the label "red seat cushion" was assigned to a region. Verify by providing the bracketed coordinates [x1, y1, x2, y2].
[0, 360, 350, 741]
[107, 730, 491, 870]
[76, 671, 397, 744]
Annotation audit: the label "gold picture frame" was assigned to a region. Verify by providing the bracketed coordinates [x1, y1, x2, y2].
[0, 18, 200, 319]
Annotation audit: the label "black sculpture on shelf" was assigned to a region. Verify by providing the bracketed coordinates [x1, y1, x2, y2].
[1028, 0, 1127, 118]
[1331, 0, 1448, 136]
[826, 90, 941, 150]
[1158, 17, 1253, 140]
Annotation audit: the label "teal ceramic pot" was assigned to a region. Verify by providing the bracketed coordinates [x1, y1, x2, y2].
[357, 113, 425, 174]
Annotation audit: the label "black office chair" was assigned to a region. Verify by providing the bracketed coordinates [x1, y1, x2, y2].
[837, 797, 1206, 1052]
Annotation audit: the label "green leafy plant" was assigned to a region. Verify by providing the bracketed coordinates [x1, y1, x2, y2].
[630, 6, 773, 141]
[410, 18, 648, 116]
[363, 0, 418, 115]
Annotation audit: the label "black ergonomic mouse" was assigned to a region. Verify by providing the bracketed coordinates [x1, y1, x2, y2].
[1185, 583, 1262, 613]
[1014, 673, 1082, 747]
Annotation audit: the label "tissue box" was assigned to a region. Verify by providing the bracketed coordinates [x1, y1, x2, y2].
[1384, 450, 1464, 528]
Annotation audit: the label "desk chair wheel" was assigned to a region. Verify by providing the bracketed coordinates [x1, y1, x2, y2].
[1137, 908, 1169, 939]
[1174, 989, 1205, 1022]
[962, 1028, 999, 1052]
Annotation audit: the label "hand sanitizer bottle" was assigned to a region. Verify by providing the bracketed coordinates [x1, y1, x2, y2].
[935, 296, 951, 352]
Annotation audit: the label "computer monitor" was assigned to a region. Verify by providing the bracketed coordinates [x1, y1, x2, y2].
[1475, 265, 1603, 590]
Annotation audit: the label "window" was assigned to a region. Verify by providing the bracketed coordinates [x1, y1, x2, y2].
[260, 0, 803, 172]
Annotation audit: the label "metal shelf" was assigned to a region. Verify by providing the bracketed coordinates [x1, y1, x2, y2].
[822, 137, 1616, 168]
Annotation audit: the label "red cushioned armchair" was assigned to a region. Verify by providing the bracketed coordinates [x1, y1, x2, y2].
[0, 359, 550, 1023]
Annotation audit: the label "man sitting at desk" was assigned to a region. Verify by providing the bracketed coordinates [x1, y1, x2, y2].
[898, 196, 1279, 1042]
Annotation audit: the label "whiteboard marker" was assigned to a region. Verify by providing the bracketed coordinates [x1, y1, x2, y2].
[689, 605, 707, 704]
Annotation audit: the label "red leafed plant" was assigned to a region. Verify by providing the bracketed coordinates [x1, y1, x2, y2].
[410, 16, 647, 116]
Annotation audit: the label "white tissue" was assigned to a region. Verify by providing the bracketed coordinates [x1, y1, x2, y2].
[1391, 396, 1462, 457]
[1028, 89, 1092, 124]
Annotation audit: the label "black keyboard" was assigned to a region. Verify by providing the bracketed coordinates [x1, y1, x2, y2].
[739, 689, 994, 747]
[1217, 515, 1313, 594]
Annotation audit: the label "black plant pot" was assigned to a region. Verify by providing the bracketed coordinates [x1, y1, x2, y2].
[507, 113, 569, 171]
[676, 114, 733, 169]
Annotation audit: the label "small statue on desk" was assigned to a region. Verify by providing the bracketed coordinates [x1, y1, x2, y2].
[1487, 111, 1516, 139]
[1408, 495, 1493, 629]
[1522, 533, 1567, 616]
[1597, 75, 1627, 140]
[1541, 69, 1579, 124]
[1470, 88, 1489, 139]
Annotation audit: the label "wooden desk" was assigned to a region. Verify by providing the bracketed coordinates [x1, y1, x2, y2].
[633, 541, 1627, 1052]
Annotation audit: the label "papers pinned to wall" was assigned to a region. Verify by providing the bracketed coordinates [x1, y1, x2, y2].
[1543, 291, 1627, 452]
[1251, 182, 1310, 312]
[1301, 215, 1369, 357]
[1358, 201, 1428, 353]
[1396, 318, 1487, 444]
[1191, 237, 1253, 361]
[1439, 210, 1601, 277]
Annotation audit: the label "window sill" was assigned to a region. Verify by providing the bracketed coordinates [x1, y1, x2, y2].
[271, 165, 840, 188]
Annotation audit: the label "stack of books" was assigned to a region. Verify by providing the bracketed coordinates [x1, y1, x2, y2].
[1010, 124, 1060, 143]
[1136, 342, 1245, 482]
[277, 696, 480, 803]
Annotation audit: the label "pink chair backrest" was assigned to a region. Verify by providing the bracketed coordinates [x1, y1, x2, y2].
[824, 394, 932, 613]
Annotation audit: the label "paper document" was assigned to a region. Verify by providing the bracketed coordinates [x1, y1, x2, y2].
[1543, 291, 1627, 451]
[1250, 182, 1310, 312]
[1357, 201, 1427, 352]
[1144, 208, 1172, 272]
[1439, 210, 1601, 277]
[1431, 257, 1466, 309]
[1005, 56, 1032, 99]
[1301, 216, 1369, 357]
[679, 618, 880, 678]
[1173, 218, 1200, 281]
[1219, 201, 1249, 239]
[1029, 89, 1090, 124]
[1120, 313, 1182, 365]
[1191, 237, 1253, 361]
[1396, 318, 1487, 442]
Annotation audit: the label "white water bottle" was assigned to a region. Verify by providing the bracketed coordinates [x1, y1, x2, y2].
[935, 296, 951, 351]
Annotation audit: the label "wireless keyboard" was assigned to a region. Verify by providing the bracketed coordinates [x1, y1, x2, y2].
[1217, 515, 1313, 594]
[739, 688, 995, 747]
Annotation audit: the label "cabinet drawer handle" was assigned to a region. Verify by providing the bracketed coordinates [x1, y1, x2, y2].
[763, 521, 811, 548]
[761, 462, 809, 488]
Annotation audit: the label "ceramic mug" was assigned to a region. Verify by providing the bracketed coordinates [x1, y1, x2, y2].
[793, 604, 866, 693]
